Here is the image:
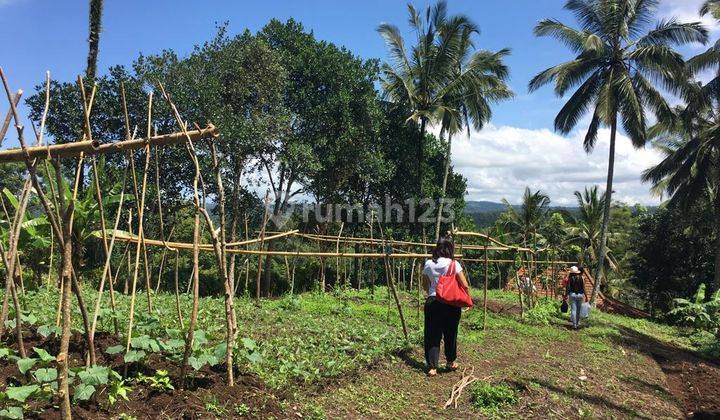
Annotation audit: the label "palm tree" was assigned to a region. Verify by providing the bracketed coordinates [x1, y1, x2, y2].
[433, 35, 513, 240]
[529, 0, 707, 304]
[501, 187, 551, 247]
[643, 101, 720, 299]
[568, 186, 618, 271]
[379, 1, 510, 198]
[701, 0, 720, 19]
[86, 0, 104, 81]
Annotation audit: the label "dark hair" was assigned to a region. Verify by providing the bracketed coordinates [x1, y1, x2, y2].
[432, 235, 455, 262]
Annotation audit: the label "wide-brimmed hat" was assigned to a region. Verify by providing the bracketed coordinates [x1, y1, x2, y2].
[569, 266, 581, 274]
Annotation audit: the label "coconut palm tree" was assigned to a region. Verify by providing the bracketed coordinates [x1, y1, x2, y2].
[379, 1, 511, 198]
[86, 0, 104, 81]
[529, 0, 708, 303]
[567, 186, 618, 271]
[433, 37, 513, 240]
[501, 187, 551, 247]
[643, 101, 720, 299]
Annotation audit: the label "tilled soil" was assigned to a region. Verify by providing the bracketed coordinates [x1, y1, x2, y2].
[1, 329, 283, 419]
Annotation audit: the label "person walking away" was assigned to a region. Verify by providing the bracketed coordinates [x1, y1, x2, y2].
[422, 236, 470, 376]
[564, 266, 587, 329]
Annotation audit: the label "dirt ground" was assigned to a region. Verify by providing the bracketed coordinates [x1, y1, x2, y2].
[1, 300, 719, 419]
[302, 300, 720, 419]
[1, 330, 283, 419]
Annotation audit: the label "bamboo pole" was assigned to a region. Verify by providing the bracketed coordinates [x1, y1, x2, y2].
[255, 192, 270, 300]
[0, 125, 218, 163]
[124, 91, 154, 355]
[174, 250, 184, 329]
[89, 165, 128, 349]
[153, 88, 202, 388]
[483, 244, 488, 331]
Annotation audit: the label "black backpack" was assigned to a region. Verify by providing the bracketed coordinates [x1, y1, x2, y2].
[560, 300, 569, 313]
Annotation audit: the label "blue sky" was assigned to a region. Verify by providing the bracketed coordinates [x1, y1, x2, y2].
[0, 0, 716, 205]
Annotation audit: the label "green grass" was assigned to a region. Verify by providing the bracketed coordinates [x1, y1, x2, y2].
[2, 287, 716, 419]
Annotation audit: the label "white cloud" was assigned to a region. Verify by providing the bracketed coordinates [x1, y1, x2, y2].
[658, 0, 719, 34]
[450, 124, 664, 206]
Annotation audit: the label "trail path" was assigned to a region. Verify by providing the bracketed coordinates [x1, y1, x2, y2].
[301, 299, 719, 419]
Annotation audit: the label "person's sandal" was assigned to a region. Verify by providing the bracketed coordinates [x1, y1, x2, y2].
[446, 362, 459, 371]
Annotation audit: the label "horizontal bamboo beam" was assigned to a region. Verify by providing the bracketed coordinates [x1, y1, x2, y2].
[110, 228, 297, 251]
[0, 124, 219, 163]
[227, 230, 298, 247]
[224, 249, 462, 259]
[453, 230, 532, 252]
[279, 231, 522, 251]
[460, 257, 578, 265]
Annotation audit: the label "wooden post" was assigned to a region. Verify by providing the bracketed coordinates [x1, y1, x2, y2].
[483, 244, 488, 331]
[255, 192, 270, 300]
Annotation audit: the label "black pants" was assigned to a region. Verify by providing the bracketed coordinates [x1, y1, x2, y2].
[424, 297, 462, 369]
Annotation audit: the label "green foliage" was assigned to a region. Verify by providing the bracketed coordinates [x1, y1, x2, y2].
[73, 384, 96, 402]
[4, 385, 39, 403]
[524, 299, 561, 326]
[668, 284, 720, 334]
[470, 382, 518, 414]
[33, 368, 57, 383]
[16, 358, 36, 375]
[137, 370, 174, 391]
[0, 406, 23, 420]
[107, 378, 132, 406]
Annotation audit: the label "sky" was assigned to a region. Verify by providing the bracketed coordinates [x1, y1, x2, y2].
[0, 0, 717, 205]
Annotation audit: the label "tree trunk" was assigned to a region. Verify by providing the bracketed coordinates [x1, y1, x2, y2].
[590, 115, 617, 305]
[86, 0, 103, 81]
[710, 190, 720, 302]
[434, 132, 453, 240]
[418, 117, 426, 197]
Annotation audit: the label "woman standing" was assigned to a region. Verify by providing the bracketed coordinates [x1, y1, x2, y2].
[564, 266, 588, 329]
[421, 236, 470, 376]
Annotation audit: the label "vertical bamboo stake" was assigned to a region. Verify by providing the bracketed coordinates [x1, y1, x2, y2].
[124, 92, 154, 354]
[255, 192, 270, 300]
[174, 250, 184, 329]
[335, 222, 344, 288]
[153, 87, 202, 388]
[417, 260, 422, 330]
[483, 244, 488, 331]
[89, 166, 128, 350]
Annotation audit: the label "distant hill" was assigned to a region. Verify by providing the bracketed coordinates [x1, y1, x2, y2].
[463, 200, 580, 228]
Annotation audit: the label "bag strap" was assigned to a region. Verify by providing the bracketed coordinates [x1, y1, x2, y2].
[445, 259, 456, 277]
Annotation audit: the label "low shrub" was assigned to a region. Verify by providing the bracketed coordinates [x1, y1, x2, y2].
[470, 381, 518, 414]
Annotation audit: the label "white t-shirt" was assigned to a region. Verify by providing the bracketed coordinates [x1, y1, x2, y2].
[423, 258, 463, 297]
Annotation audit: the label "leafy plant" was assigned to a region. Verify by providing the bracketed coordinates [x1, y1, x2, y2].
[668, 284, 720, 334]
[137, 370, 174, 391]
[470, 382, 518, 414]
[107, 379, 132, 405]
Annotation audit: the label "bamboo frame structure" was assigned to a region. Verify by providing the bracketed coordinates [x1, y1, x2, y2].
[0, 65, 582, 420]
[0, 124, 218, 163]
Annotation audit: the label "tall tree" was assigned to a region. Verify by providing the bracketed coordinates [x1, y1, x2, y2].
[643, 101, 720, 299]
[568, 186, 617, 271]
[86, 0, 104, 81]
[432, 19, 513, 240]
[378, 1, 485, 197]
[501, 187, 550, 247]
[529, 0, 707, 303]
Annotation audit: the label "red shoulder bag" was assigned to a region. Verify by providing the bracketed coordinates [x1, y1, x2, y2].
[436, 260, 473, 308]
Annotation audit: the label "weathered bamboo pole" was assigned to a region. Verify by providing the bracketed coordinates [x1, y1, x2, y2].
[154, 84, 201, 388]
[173, 250, 184, 329]
[0, 125, 218, 163]
[483, 245, 488, 331]
[255, 192, 271, 300]
[124, 92, 154, 354]
[89, 166, 128, 349]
